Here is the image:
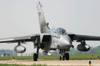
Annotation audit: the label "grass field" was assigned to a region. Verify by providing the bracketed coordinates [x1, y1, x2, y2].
[0, 54, 100, 60]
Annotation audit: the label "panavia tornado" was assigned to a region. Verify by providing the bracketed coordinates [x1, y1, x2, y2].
[0, 2, 100, 61]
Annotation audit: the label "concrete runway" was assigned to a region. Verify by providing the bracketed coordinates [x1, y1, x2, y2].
[0, 60, 100, 66]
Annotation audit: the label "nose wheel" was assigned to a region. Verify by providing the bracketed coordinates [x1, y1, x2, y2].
[64, 53, 69, 60]
[59, 56, 62, 60]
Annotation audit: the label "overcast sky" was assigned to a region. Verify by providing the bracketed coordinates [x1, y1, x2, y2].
[0, 0, 100, 53]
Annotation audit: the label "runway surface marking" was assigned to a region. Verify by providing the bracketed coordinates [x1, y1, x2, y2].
[0, 60, 100, 66]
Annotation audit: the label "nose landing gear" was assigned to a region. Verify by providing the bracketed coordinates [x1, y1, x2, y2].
[59, 50, 69, 60]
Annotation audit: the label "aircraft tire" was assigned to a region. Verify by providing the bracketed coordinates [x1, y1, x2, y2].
[33, 53, 38, 61]
[59, 56, 62, 60]
[65, 53, 69, 60]
[63, 55, 65, 60]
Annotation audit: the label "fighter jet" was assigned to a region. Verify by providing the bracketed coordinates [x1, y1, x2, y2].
[0, 2, 100, 61]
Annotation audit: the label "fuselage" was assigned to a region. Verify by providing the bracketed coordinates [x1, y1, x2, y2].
[49, 27, 72, 51]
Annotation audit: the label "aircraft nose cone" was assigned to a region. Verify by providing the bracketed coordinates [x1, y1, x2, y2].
[63, 39, 71, 45]
[58, 35, 72, 49]
[62, 35, 72, 45]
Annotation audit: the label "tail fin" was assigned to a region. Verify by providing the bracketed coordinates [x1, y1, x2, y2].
[37, 2, 50, 33]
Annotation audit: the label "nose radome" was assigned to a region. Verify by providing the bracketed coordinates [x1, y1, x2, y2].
[60, 35, 72, 45]
[63, 39, 71, 45]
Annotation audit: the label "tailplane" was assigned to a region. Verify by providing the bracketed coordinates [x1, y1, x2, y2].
[37, 2, 50, 33]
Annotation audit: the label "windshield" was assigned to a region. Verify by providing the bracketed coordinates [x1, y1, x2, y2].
[55, 28, 67, 35]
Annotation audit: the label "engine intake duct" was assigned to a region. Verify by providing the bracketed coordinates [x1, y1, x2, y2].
[42, 35, 51, 43]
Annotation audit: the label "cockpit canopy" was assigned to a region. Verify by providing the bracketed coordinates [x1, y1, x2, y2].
[55, 28, 67, 35]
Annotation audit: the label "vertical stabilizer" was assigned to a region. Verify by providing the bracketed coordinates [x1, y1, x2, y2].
[37, 2, 50, 33]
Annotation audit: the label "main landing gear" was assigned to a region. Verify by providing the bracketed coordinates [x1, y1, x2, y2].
[33, 46, 39, 61]
[33, 53, 38, 61]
